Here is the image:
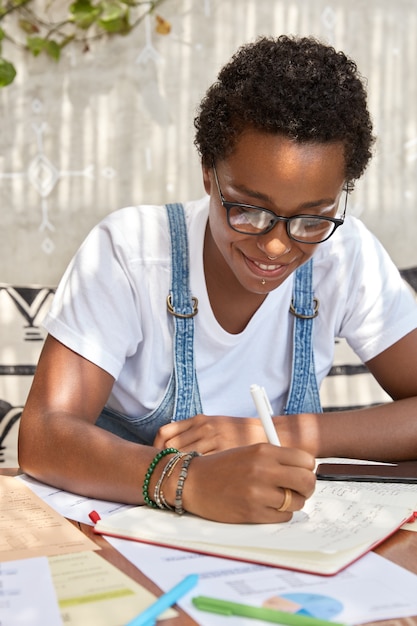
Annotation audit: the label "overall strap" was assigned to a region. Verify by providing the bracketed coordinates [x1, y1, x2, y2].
[165, 203, 203, 420]
[284, 258, 322, 415]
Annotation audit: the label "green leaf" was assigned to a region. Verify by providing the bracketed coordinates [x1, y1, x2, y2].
[27, 36, 46, 56]
[69, 0, 101, 29]
[0, 58, 17, 87]
[45, 39, 61, 61]
[97, 2, 130, 34]
[0, 28, 5, 43]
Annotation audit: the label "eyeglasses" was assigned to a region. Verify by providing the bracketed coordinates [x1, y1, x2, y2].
[212, 164, 348, 244]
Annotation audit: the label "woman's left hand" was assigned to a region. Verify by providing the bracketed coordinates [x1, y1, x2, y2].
[154, 413, 269, 454]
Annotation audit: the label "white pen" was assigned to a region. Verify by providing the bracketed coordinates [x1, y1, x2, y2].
[250, 384, 281, 446]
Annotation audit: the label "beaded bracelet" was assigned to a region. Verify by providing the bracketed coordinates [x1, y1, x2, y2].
[174, 450, 201, 515]
[153, 452, 185, 510]
[159, 451, 188, 509]
[142, 448, 178, 508]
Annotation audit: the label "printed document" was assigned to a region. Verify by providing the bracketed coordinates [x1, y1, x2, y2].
[0, 475, 98, 562]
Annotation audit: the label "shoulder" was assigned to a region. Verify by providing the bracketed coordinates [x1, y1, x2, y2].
[312, 215, 409, 305]
[311, 216, 417, 360]
[313, 216, 392, 279]
[95, 204, 167, 245]
[316, 215, 378, 256]
[100, 197, 209, 230]
[80, 197, 209, 264]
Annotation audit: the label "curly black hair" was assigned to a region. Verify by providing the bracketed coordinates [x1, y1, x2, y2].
[194, 35, 375, 187]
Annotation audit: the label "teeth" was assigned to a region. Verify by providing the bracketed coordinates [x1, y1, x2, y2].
[254, 261, 280, 271]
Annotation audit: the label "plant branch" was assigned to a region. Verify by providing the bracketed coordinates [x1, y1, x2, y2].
[0, 0, 171, 87]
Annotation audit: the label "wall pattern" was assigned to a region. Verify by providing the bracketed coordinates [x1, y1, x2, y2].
[1, 0, 416, 285]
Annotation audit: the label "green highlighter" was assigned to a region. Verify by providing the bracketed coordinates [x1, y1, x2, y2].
[192, 596, 349, 626]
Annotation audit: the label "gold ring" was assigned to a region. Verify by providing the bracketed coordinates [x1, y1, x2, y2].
[277, 487, 292, 512]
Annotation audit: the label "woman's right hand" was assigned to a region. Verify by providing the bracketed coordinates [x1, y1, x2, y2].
[176, 443, 316, 524]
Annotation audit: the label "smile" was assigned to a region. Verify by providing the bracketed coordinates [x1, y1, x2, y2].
[253, 260, 282, 271]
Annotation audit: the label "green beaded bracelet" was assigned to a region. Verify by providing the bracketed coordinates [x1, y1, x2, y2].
[142, 447, 178, 508]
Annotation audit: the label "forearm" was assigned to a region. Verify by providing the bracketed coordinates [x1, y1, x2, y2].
[18, 409, 161, 504]
[276, 396, 417, 461]
[17, 336, 164, 504]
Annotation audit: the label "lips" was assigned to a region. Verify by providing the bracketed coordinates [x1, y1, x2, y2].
[245, 255, 290, 280]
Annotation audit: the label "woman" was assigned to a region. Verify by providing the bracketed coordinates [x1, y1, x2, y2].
[18, 35, 417, 524]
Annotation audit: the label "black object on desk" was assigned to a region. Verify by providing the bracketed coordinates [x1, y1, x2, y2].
[316, 461, 417, 483]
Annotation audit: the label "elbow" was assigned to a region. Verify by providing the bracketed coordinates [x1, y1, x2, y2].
[17, 423, 32, 475]
[17, 411, 42, 478]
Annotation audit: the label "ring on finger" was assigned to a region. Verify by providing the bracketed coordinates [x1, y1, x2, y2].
[277, 487, 292, 512]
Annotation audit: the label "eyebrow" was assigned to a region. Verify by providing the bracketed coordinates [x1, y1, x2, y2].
[229, 181, 338, 211]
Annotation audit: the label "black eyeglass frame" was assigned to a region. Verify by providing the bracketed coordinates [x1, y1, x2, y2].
[212, 163, 348, 244]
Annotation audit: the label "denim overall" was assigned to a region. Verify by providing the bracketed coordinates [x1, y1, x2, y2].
[97, 203, 322, 444]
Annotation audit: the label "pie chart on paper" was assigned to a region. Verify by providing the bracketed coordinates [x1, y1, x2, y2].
[263, 592, 343, 619]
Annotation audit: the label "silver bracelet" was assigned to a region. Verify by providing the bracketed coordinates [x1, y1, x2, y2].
[174, 451, 201, 515]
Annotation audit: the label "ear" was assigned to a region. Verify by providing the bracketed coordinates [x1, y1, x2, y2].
[202, 162, 212, 195]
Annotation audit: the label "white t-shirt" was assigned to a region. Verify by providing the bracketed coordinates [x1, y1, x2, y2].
[44, 196, 417, 418]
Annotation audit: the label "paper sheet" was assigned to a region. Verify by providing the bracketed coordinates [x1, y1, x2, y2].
[0, 557, 62, 626]
[316, 458, 417, 533]
[49, 550, 177, 625]
[17, 473, 134, 525]
[108, 537, 417, 626]
[0, 475, 98, 562]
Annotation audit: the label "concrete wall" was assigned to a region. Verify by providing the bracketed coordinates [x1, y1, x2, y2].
[1, 0, 416, 285]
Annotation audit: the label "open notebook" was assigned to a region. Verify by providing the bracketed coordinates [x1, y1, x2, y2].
[93, 479, 417, 576]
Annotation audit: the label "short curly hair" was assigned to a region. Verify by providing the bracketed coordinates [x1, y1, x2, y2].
[194, 35, 375, 187]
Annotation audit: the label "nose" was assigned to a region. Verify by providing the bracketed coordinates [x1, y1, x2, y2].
[256, 223, 291, 258]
